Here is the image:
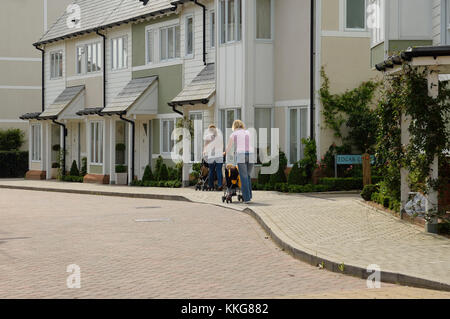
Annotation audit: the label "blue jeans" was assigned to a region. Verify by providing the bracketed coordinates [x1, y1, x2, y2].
[208, 161, 223, 189]
[237, 153, 254, 202]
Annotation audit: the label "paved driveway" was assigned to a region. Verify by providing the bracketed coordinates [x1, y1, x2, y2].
[0, 189, 448, 299]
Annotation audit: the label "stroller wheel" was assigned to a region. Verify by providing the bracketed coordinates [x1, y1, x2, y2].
[222, 196, 226, 203]
[238, 195, 243, 202]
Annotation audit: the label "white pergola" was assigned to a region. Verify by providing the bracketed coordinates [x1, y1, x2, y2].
[376, 46, 450, 233]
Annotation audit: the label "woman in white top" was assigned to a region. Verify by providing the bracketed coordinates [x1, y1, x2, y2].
[204, 125, 223, 191]
[224, 120, 255, 203]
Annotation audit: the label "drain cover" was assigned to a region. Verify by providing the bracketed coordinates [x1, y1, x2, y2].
[135, 206, 161, 209]
[135, 218, 171, 223]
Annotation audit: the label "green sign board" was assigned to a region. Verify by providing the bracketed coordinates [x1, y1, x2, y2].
[336, 155, 375, 165]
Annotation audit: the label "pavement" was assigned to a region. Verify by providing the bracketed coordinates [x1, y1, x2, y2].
[0, 179, 449, 293]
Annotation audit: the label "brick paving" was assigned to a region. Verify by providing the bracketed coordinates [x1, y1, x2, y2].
[0, 179, 449, 298]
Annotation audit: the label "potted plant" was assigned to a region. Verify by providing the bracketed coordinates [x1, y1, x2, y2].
[51, 162, 60, 179]
[115, 164, 128, 185]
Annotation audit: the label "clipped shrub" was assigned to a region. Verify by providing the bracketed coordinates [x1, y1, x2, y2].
[61, 175, 84, 183]
[319, 176, 383, 191]
[154, 156, 164, 180]
[361, 184, 379, 201]
[115, 165, 127, 173]
[158, 163, 169, 181]
[288, 162, 308, 185]
[142, 165, 154, 182]
[0, 129, 24, 151]
[69, 160, 80, 176]
[0, 151, 28, 177]
[269, 151, 288, 185]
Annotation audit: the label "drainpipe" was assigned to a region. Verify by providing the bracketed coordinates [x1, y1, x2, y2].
[119, 114, 135, 183]
[310, 0, 315, 139]
[95, 30, 106, 108]
[193, 0, 207, 65]
[52, 119, 67, 177]
[34, 45, 45, 112]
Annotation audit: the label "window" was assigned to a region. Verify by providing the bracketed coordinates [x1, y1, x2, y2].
[255, 108, 273, 158]
[186, 16, 194, 56]
[219, 0, 242, 44]
[346, 0, 366, 30]
[288, 108, 309, 164]
[76, 42, 102, 75]
[31, 124, 41, 161]
[256, 0, 272, 40]
[210, 11, 216, 48]
[368, 0, 383, 46]
[160, 25, 180, 62]
[161, 119, 175, 154]
[190, 112, 203, 162]
[219, 108, 242, 145]
[50, 51, 63, 79]
[90, 122, 103, 164]
[111, 36, 128, 70]
[146, 29, 154, 64]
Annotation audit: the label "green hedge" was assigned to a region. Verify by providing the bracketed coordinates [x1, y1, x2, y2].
[0, 151, 28, 177]
[319, 176, 383, 191]
[252, 183, 331, 194]
[371, 192, 401, 212]
[61, 175, 84, 183]
[131, 180, 182, 188]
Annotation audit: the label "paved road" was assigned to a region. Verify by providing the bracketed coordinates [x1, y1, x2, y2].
[0, 189, 449, 299]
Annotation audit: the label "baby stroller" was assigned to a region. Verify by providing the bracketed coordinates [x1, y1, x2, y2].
[195, 159, 213, 191]
[222, 164, 243, 203]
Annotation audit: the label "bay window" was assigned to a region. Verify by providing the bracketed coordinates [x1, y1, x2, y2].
[90, 121, 103, 165]
[31, 124, 41, 161]
[346, 0, 366, 30]
[111, 36, 128, 70]
[255, 108, 273, 158]
[160, 25, 180, 61]
[219, 0, 242, 44]
[50, 51, 63, 79]
[186, 16, 194, 57]
[256, 0, 272, 40]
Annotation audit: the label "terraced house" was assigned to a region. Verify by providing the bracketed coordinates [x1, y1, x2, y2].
[21, 0, 382, 185]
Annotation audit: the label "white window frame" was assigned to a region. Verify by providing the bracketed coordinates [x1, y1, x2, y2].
[31, 124, 41, 162]
[255, 0, 274, 41]
[286, 106, 310, 166]
[160, 118, 176, 155]
[111, 35, 128, 71]
[219, 0, 242, 45]
[76, 41, 102, 75]
[145, 27, 155, 65]
[50, 50, 63, 79]
[185, 15, 194, 58]
[89, 121, 103, 165]
[369, 0, 384, 47]
[344, 0, 367, 32]
[210, 10, 216, 48]
[160, 24, 181, 62]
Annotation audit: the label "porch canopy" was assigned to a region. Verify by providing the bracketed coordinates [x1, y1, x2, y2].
[169, 63, 215, 107]
[39, 85, 85, 120]
[101, 76, 158, 116]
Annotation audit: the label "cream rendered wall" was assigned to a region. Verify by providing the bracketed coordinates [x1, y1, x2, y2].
[318, 0, 379, 157]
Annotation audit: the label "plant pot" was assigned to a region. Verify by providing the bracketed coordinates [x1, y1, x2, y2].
[51, 168, 58, 179]
[115, 172, 128, 185]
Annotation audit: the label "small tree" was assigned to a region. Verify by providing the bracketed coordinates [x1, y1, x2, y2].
[80, 157, 87, 176]
[69, 160, 80, 176]
[154, 156, 164, 181]
[0, 129, 24, 151]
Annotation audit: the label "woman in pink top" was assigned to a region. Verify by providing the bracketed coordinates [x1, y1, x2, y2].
[224, 120, 255, 203]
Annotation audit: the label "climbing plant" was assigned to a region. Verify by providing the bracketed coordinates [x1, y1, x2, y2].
[377, 64, 450, 220]
[319, 67, 379, 153]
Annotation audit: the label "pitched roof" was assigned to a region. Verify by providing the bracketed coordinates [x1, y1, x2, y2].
[169, 63, 215, 106]
[39, 85, 85, 119]
[36, 0, 175, 46]
[101, 76, 158, 114]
